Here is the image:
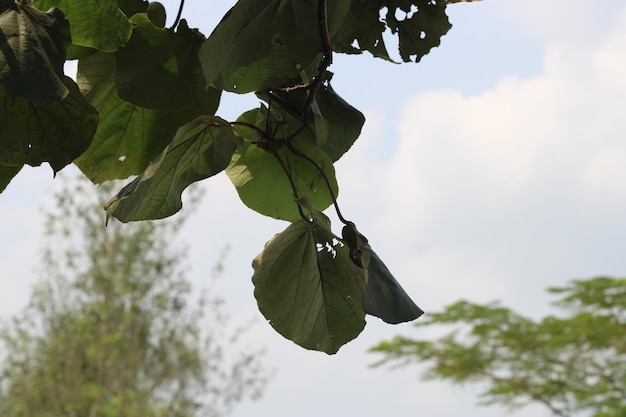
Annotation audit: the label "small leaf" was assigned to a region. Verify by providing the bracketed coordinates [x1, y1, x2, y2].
[0, 76, 98, 173]
[115, 15, 205, 112]
[0, 1, 70, 105]
[226, 109, 339, 222]
[33, 0, 133, 52]
[343, 223, 424, 324]
[105, 115, 239, 222]
[253, 213, 366, 354]
[75, 51, 220, 183]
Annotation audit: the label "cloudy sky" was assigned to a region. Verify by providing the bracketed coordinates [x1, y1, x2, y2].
[2, 0, 626, 416]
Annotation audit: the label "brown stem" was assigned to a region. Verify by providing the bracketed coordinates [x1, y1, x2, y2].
[171, 0, 185, 29]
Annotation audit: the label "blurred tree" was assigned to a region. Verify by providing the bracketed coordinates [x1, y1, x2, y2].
[0, 174, 267, 417]
[370, 277, 626, 417]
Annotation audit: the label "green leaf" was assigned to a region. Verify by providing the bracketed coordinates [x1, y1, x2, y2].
[261, 79, 365, 162]
[75, 51, 220, 183]
[105, 115, 240, 222]
[226, 109, 339, 222]
[333, 0, 452, 63]
[0, 76, 98, 173]
[0, 2, 70, 105]
[0, 164, 22, 193]
[342, 223, 423, 324]
[117, 0, 148, 18]
[114, 15, 205, 112]
[199, 0, 350, 93]
[252, 213, 366, 354]
[33, 0, 132, 52]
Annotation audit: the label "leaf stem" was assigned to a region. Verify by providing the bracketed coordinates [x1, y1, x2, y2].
[171, 0, 185, 29]
[286, 143, 350, 225]
[272, 153, 309, 222]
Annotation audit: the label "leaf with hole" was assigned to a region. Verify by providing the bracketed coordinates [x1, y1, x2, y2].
[105, 115, 240, 222]
[75, 50, 220, 183]
[253, 212, 366, 354]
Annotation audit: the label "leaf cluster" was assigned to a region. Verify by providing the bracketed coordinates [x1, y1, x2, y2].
[370, 277, 626, 417]
[0, 0, 469, 352]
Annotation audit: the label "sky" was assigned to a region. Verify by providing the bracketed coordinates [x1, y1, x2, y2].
[2, 0, 626, 416]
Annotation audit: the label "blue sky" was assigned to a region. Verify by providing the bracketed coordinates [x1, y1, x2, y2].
[2, 1, 626, 416]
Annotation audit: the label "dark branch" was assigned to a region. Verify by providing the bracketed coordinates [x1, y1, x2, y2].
[171, 0, 185, 29]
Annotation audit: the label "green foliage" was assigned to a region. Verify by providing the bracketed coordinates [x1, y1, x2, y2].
[370, 277, 626, 417]
[0, 175, 267, 417]
[0, 0, 470, 352]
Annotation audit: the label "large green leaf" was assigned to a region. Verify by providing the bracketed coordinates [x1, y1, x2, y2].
[0, 1, 70, 105]
[75, 52, 220, 183]
[33, 0, 132, 52]
[0, 76, 98, 173]
[333, 0, 452, 63]
[199, 0, 351, 93]
[105, 115, 240, 222]
[252, 212, 366, 354]
[114, 15, 204, 112]
[342, 223, 423, 324]
[226, 109, 339, 222]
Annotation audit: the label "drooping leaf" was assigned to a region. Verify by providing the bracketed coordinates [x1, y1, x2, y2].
[0, 76, 98, 173]
[226, 109, 339, 222]
[333, 0, 452, 63]
[261, 79, 365, 162]
[343, 223, 423, 324]
[114, 15, 205, 112]
[199, 0, 351, 93]
[75, 51, 220, 183]
[0, 1, 70, 105]
[252, 212, 366, 354]
[105, 115, 240, 222]
[0, 164, 22, 193]
[33, 0, 132, 52]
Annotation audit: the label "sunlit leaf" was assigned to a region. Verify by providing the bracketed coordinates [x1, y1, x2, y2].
[75, 52, 220, 183]
[253, 212, 366, 354]
[0, 1, 70, 105]
[105, 115, 240, 222]
[226, 109, 339, 222]
[33, 0, 132, 52]
[115, 15, 205, 112]
[343, 223, 423, 324]
[0, 76, 98, 173]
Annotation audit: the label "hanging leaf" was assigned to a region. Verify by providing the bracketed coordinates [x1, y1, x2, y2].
[105, 115, 240, 222]
[253, 211, 366, 354]
[333, 0, 452, 63]
[0, 76, 98, 173]
[226, 109, 338, 222]
[342, 223, 424, 324]
[114, 15, 205, 112]
[33, 0, 132, 53]
[260, 79, 365, 162]
[75, 51, 220, 183]
[0, 1, 70, 105]
[199, 0, 351, 93]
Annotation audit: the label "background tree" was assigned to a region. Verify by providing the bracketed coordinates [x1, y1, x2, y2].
[0, 174, 267, 417]
[370, 277, 626, 417]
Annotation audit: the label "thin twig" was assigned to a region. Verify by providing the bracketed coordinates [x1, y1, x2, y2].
[171, 0, 185, 29]
[272, 153, 309, 222]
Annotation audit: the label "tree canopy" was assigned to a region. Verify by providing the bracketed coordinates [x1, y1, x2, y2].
[370, 277, 626, 417]
[0, 175, 267, 417]
[0, 0, 476, 353]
